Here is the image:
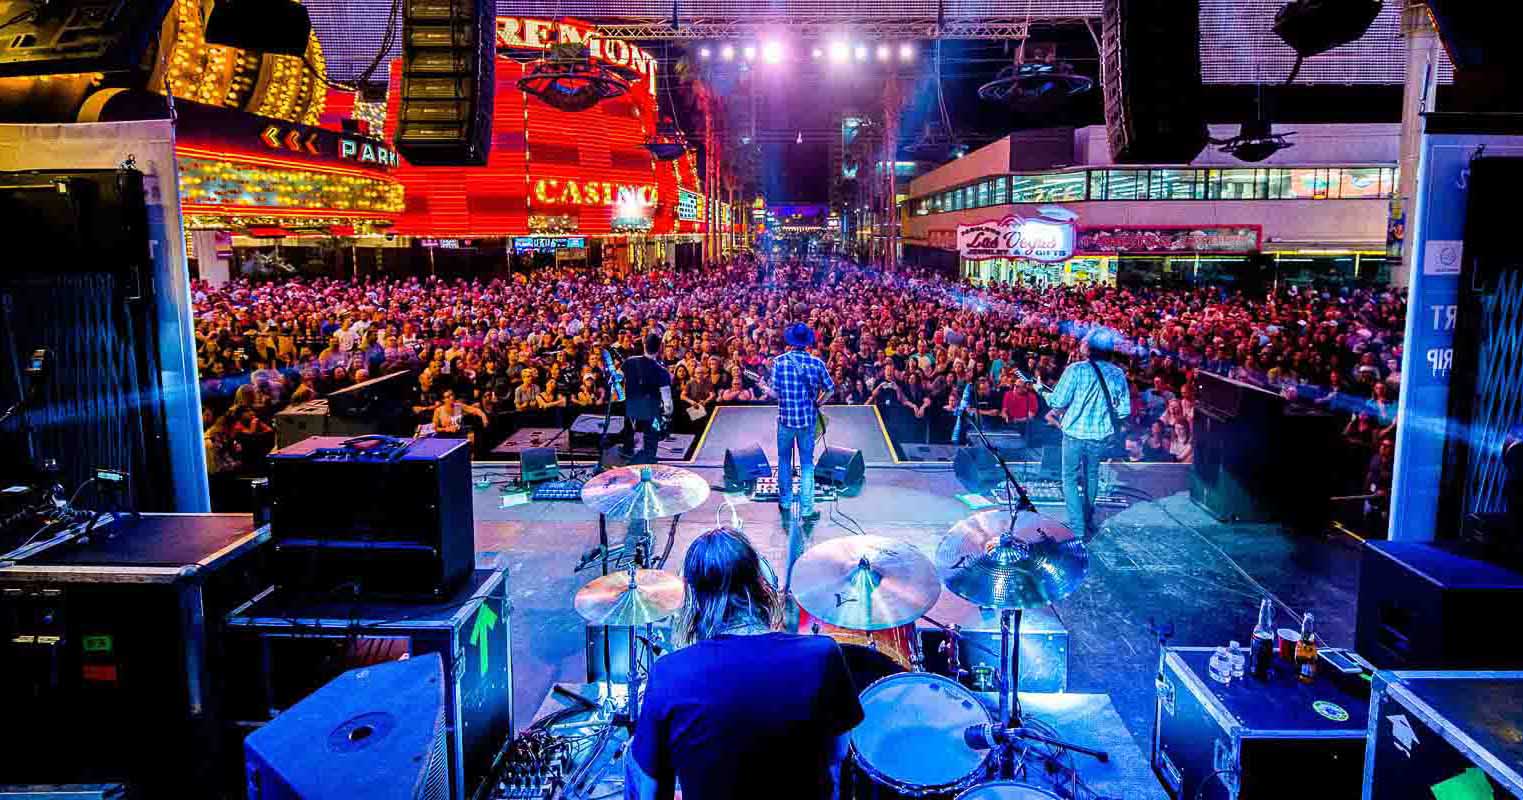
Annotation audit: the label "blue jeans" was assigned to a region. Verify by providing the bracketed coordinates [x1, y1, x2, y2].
[776, 422, 817, 515]
[1062, 434, 1106, 540]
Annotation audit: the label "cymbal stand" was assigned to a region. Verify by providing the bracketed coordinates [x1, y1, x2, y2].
[996, 603, 1024, 779]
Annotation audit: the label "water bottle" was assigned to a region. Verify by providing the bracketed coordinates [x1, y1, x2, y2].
[1229, 641, 1246, 680]
[1208, 646, 1233, 685]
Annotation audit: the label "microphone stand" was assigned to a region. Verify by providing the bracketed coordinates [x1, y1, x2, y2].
[960, 404, 1037, 516]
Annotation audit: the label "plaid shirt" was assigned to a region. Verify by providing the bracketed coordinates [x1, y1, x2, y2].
[1047, 359, 1131, 441]
[771, 349, 835, 429]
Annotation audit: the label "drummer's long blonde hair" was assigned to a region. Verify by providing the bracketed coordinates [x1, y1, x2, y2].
[674, 528, 782, 646]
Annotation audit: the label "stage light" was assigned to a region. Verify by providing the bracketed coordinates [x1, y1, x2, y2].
[720, 45, 735, 60]
[876, 44, 891, 61]
[699, 46, 711, 59]
[899, 43, 916, 61]
[811, 47, 823, 60]
[854, 44, 868, 62]
[742, 45, 756, 61]
[761, 41, 784, 64]
[828, 41, 850, 64]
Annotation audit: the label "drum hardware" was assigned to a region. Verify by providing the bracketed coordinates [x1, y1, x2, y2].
[572, 563, 684, 726]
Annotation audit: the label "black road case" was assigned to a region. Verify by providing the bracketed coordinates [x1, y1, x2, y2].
[1154, 646, 1371, 800]
[224, 558, 513, 800]
[0, 513, 271, 796]
[1364, 671, 1523, 800]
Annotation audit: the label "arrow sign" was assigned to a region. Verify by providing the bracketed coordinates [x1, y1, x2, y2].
[303, 132, 321, 155]
[260, 125, 282, 149]
[284, 130, 304, 151]
[468, 603, 499, 677]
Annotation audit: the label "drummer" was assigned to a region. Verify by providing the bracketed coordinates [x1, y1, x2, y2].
[626, 528, 865, 800]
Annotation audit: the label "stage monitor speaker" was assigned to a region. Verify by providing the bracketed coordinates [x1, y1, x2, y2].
[953, 446, 1003, 494]
[245, 653, 450, 800]
[1100, 0, 1208, 163]
[723, 443, 772, 491]
[520, 447, 560, 483]
[395, 0, 495, 166]
[1355, 541, 1523, 670]
[0, 0, 174, 78]
[205, 0, 313, 56]
[815, 446, 866, 496]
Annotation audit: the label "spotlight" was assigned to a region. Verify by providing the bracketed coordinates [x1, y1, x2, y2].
[899, 43, 916, 61]
[876, 44, 891, 61]
[720, 45, 734, 60]
[828, 41, 850, 64]
[854, 44, 868, 62]
[699, 46, 711, 59]
[742, 45, 757, 61]
[762, 41, 784, 64]
[811, 47, 823, 60]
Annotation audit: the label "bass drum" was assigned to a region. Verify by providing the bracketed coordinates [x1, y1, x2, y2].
[797, 607, 915, 690]
[850, 673, 994, 799]
[955, 782, 1064, 800]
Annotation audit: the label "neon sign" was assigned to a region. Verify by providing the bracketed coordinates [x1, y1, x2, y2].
[533, 178, 656, 208]
[339, 138, 400, 168]
[957, 206, 1078, 262]
[496, 17, 658, 96]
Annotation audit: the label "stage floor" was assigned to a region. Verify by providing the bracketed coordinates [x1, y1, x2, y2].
[688, 404, 899, 466]
[471, 458, 1363, 791]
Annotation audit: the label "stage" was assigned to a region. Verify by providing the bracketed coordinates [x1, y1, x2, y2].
[471, 455, 1364, 792]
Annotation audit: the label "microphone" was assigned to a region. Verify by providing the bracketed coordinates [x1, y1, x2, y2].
[963, 723, 1008, 751]
[603, 349, 626, 402]
[951, 382, 973, 443]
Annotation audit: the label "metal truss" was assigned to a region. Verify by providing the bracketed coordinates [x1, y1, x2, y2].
[593, 17, 1043, 40]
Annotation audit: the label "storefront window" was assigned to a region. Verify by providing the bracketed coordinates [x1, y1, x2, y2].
[1338, 167, 1384, 199]
[993, 176, 1008, 205]
[1281, 168, 1332, 199]
[1088, 170, 1107, 200]
[1150, 169, 1205, 200]
[1098, 170, 1141, 200]
[963, 185, 976, 209]
[1211, 169, 1265, 200]
[976, 180, 991, 208]
[1011, 172, 1086, 203]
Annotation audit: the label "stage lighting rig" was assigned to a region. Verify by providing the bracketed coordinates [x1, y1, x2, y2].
[517, 42, 638, 112]
[978, 63, 1093, 111]
[643, 116, 689, 161]
[1273, 0, 1382, 60]
[1212, 118, 1296, 162]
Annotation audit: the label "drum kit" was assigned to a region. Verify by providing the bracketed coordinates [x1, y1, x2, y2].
[566, 463, 1104, 799]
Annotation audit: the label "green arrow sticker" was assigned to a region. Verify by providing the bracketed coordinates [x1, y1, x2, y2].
[468, 603, 499, 677]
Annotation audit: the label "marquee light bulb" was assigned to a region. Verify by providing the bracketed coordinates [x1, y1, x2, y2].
[742, 45, 756, 61]
[876, 44, 891, 61]
[761, 41, 784, 64]
[699, 46, 711, 59]
[720, 45, 734, 60]
[899, 43, 916, 61]
[828, 41, 850, 64]
[854, 44, 868, 62]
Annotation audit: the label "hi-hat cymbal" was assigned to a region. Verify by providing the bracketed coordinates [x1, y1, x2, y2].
[791, 535, 941, 631]
[935, 509, 1088, 610]
[573, 569, 686, 627]
[581, 465, 711, 520]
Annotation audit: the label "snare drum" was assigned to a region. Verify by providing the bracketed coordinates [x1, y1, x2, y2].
[798, 608, 916, 687]
[955, 782, 1063, 800]
[851, 672, 995, 799]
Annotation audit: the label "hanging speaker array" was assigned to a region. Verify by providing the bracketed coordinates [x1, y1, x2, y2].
[394, 0, 495, 166]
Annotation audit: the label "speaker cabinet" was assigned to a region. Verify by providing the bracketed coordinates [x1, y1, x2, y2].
[1101, 0, 1208, 163]
[815, 446, 866, 496]
[245, 654, 450, 800]
[395, 0, 495, 166]
[520, 446, 561, 483]
[953, 446, 1003, 494]
[723, 443, 773, 491]
[1355, 541, 1523, 670]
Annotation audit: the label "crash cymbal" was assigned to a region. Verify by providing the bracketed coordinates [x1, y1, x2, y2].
[573, 568, 686, 627]
[581, 465, 711, 520]
[935, 509, 1088, 610]
[791, 535, 941, 631]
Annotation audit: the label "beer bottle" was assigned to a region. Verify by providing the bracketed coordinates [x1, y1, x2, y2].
[1294, 612, 1319, 684]
[1249, 598, 1275, 680]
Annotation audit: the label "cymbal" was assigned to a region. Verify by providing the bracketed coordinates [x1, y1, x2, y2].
[573, 569, 686, 627]
[791, 535, 941, 631]
[581, 465, 711, 520]
[935, 509, 1088, 610]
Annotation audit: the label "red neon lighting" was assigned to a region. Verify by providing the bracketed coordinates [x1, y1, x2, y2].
[176, 146, 403, 184]
[379, 58, 702, 238]
[182, 203, 401, 220]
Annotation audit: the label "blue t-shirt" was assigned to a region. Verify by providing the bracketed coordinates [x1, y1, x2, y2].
[632, 632, 864, 800]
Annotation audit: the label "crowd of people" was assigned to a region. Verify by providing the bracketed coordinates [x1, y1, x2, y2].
[193, 254, 1405, 528]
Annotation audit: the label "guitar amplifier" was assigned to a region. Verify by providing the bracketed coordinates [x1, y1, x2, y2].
[267, 436, 473, 597]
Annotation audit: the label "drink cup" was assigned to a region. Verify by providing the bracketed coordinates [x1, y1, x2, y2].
[1276, 628, 1301, 661]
